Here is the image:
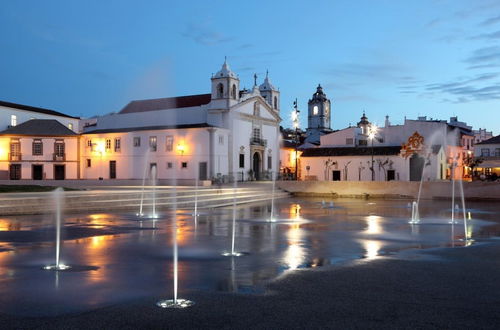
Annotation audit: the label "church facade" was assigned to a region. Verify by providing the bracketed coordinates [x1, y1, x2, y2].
[81, 61, 282, 182]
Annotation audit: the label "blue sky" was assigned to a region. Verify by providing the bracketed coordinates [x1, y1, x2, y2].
[1, 0, 499, 134]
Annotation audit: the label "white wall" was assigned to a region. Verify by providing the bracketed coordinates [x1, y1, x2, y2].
[81, 127, 220, 180]
[0, 106, 80, 133]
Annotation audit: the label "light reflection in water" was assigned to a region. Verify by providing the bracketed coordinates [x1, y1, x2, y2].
[283, 222, 305, 269]
[362, 240, 382, 259]
[0, 219, 21, 231]
[80, 235, 116, 284]
[365, 215, 382, 235]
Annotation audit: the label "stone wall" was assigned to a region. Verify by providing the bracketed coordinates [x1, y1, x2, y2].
[277, 180, 500, 200]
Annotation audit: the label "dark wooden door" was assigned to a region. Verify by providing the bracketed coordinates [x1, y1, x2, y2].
[199, 162, 207, 180]
[332, 170, 341, 181]
[54, 165, 65, 180]
[9, 164, 21, 180]
[32, 165, 43, 180]
[109, 161, 117, 179]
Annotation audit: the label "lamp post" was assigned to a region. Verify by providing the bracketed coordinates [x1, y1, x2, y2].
[291, 99, 300, 181]
[368, 124, 378, 181]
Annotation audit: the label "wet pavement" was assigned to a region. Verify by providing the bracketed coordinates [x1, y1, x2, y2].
[0, 197, 499, 317]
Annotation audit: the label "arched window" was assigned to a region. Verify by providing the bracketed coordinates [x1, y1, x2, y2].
[273, 96, 278, 110]
[231, 84, 237, 99]
[217, 83, 224, 98]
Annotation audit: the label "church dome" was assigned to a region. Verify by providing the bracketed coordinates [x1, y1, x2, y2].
[357, 111, 370, 127]
[308, 84, 328, 104]
[215, 58, 237, 78]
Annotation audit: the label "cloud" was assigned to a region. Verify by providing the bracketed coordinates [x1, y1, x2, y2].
[470, 30, 500, 40]
[480, 14, 500, 26]
[181, 23, 233, 46]
[322, 63, 409, 83]
[422, 73, 500, 103]
[464, 46, 500, 67]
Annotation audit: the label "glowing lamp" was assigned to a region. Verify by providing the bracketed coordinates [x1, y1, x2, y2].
[177, 143, 186, 155]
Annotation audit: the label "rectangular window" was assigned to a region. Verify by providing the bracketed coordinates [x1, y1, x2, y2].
[54, 140, 65, 156]
[87, 139, 92, 147]
[105, 139, 111, 150]
[181, 162, 188, 168]
[495, 148, 500, 157]
[10, 139, 21, 160]
[133, 137, 141, 147]
[239, 154, 245, 168]
[87, 159, 91, 168]
[253, 127, 261, 139]
[149, 136, 157, 152]
[166, 136, 173, 151]
[32, 139, 43, 156]
[114, 138, 121, 152]
[218, 135, 224, 145]
[481, 148, 490, 157]
[167, 162, 173, 169]
[268, 156, 272, 169]
[346, 138, 353, 145]
[10, 115, 17, 127]
[359, 140, 368, 146]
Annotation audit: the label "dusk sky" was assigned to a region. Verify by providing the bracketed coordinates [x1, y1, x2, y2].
[1, 0, 499, 134]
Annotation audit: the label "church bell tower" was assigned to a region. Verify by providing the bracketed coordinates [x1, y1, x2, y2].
[305, 84, 332, 144]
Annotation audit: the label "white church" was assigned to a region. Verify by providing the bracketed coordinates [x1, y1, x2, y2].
[81, 60, 281, 182]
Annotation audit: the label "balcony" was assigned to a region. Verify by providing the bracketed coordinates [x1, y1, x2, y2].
[8, 153, 22, 161]
[250, 137, 267, 147]
[53, 153, 66, 161]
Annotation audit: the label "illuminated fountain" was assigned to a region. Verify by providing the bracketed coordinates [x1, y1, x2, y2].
[222, 179, 243, 257]
[409, 153, 430, 224]
[43, 188, 70, 271]
[157, 186, 194, 308]
[137, 165, 158, 219]
[268, 171, 276, 222]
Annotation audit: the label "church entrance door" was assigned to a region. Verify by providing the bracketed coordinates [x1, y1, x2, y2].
[253, 152, 261, 180]
[409, 154, 424, 181]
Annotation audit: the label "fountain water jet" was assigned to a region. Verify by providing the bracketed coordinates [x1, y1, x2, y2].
[409, 153, 430, 224]
[409, 201, 420, 224]
[43, 188, 70, 271]
[458, 176, 473, 244]
[223, 178, 243, 257]
[449, 156, 459, 224]
[157, 183, 194, 308]
[268, 171, 276, 222]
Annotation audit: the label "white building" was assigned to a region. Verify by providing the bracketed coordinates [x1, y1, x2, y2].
[473, 128, 493, 144]
[299, 114, 474, 181]
[82, 61, 282, 182]
[0, 119, 79, 180]
[474, 135, 500, 179]
[0, 100, 80, 133]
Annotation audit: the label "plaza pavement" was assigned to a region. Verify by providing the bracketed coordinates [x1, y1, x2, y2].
[2, 241, 499, 329]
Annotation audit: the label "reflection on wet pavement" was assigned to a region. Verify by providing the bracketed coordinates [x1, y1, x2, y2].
[0, 197, 499, 316]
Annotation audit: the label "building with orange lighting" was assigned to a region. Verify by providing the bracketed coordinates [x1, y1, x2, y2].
[0, 101, 80, 180]
[80, 60, 282, 182]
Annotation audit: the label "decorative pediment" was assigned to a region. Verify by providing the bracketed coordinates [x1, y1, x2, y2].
[400, 131, 425, 158]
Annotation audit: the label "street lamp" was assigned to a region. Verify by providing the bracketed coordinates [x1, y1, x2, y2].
[368, 124, 378, 181]
[291, 99, 300, 181]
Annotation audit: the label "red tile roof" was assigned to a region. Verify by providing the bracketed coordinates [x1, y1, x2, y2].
[119, 94, 211, 114]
